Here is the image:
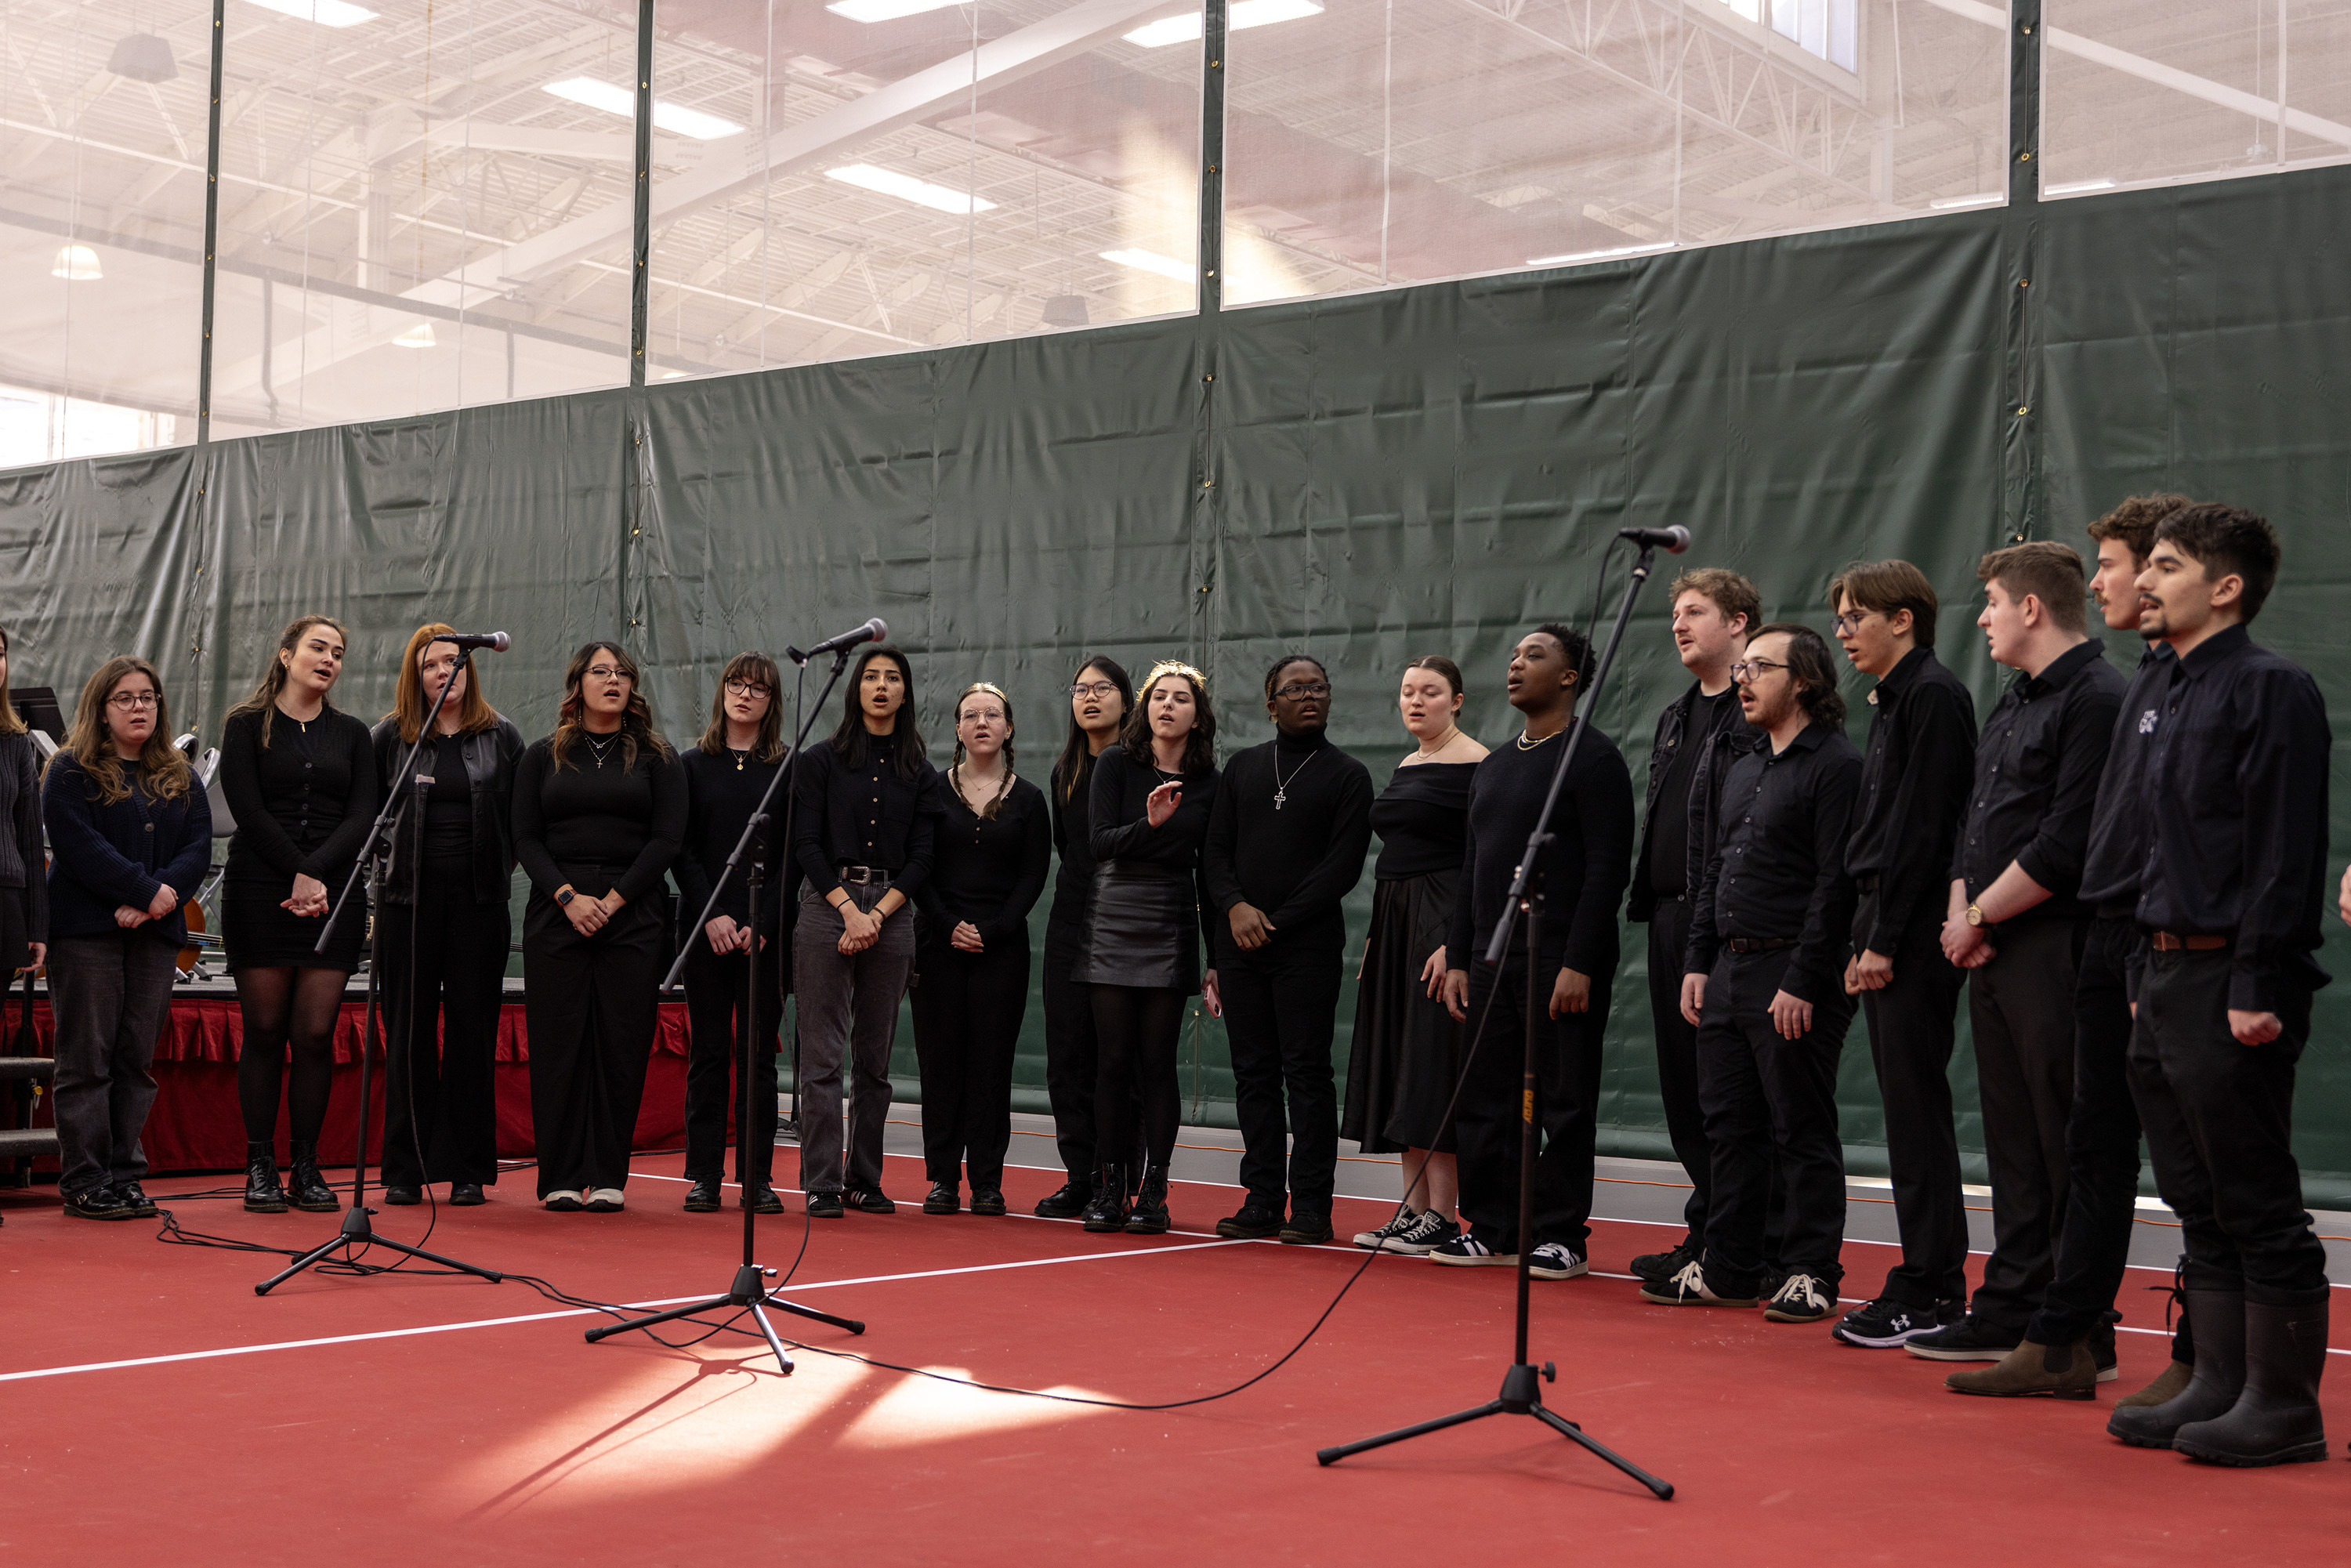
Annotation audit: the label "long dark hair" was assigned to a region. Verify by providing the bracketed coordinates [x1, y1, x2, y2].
[550, 641, 672, 772]
[1751, 622, 1848, 729]
[1053, 654, 1133, 803]
[828, 645, 925, 783]
[226, 614, 348, 748]
[699, 650, 786, 762]
[1120, 660, 1216, 773]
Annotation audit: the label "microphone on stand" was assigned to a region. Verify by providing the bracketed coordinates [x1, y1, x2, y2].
[788, 617, 888, 664]
[1616, 526, 1692, 554]
[434, 632, 512, 651]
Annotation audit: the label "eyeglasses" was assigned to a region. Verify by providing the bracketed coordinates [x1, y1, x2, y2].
[725, 679, 770, 698]
[1069, 681, 1120, 700]
[1274, 681, 1331, 700]
[585, 666, 633, 683]
[107, 692, 160, 709]
[1730, 659, 1788, 682]
[1830, 610, 1876, 636]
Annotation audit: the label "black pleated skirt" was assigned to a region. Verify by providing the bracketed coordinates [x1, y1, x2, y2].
[1341, 869, 1463, 1153]
[1073, 861, 1199, 994]
[223, 877, 365, 972]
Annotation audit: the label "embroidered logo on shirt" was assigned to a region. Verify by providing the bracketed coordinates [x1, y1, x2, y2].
[2137, 708, 2158, 735]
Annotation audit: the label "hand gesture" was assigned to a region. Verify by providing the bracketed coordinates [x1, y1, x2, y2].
[1145, 780, 1183, 828]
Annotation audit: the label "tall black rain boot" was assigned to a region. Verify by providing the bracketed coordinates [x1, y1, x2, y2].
[2173, 1295, 2330, 1467]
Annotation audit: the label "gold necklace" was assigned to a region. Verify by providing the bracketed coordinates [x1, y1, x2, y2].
[1411, 724, 1461, 760]
[1516, 724, 1563, 751]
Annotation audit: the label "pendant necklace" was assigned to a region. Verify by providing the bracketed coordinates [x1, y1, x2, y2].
[1273, 746, 1316, 809]
[585, 731, 620, 770]
[730, 747, 749, 773]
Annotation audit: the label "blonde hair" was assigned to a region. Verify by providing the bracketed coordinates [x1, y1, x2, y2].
[50, 656, 194, 804]
[388, 623, 499, 745]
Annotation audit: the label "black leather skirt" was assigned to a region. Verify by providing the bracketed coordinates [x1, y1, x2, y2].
[1073, 860, 1198, 994]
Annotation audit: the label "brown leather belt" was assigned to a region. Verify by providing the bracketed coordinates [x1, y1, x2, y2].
[2151, 931, 2230, 952]
[1726, 936, 1790, 954]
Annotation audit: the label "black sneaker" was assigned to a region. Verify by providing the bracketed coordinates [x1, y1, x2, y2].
[1831, 1296, 1964, 1349]
[116, 1180, 159, 1219]
[1763, 1273, 1838, 1324]
[1352, 1210, 1422, 1250]
[1034, 1181, 1092, 1219]
[683, 1179, 723, 1212]
[807, 1190, 845, 1219]
[846, 1188, 897, 1215]
[922, 1182, 960, 1215]
[63, 1186, 137, 1221]
[450, 1182, 487, 1206]
[1629, 1237, 1698, 1284]
[1215, 1200, 1284, 1240]
[1379, 1211, 1460, 1255]
[1528, 1243, 1589, 1280]
[1279, 1213, 1334, 1246]
[1429, 1233, 1516, 1268]
[969, 1189, 1006, 1216]
[741, 1185, 784, 1215]
[1638, 1261, 1757, 1307]
[1905, 1314, 2021, 1363]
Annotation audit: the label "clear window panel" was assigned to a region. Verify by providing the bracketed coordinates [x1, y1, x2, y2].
[1222, 0, 2010, 306]
[208, 0, 636, 439]
[2042, 2, 2351, 198]
[649, 1, 1201, 381]
[0, 1, 211, 465]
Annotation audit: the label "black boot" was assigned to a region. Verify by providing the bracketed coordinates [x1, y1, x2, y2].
[1125, 1164, 1170, 1235]
[2109, 1287, 2244, 1449]
[2173, 1295, 2330, 1467]
[1080, 1163, 1129, 1233]
[285, 1143, 341, 1213]
[1035, 1177, 1093, 1219]
[243, 1145, 288, 1214]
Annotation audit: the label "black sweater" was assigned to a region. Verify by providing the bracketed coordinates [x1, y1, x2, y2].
[675, 746, 795, 928]
[917, 774, 1052, 949]
[512, 735, 685, 904]
[1202, 730, 1374, 936]
[219, 705, 378, 889]
[1089, 745, 1220, 958]
[1447, 721, 1636, 977]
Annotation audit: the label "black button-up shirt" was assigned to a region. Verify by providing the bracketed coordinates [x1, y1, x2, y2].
[1951, 638, 2127, 922]
[1687, 720, 1864, 1004]
[2133, 624, 2332, 1011]
[791, 730, 945, 898]
[1845, 646, 1976, 953]
[2078, 642, 2174, 913]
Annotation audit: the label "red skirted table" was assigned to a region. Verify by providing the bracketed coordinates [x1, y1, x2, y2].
[7, 997, 712, 1174]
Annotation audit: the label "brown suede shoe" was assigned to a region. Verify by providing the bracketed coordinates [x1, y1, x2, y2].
[2115, 1359, 2195, 1409]
[1945, 1338, 2099, 1400]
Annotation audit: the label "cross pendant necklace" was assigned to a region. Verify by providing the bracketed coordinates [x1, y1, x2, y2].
[1273, 748, 1315, 810]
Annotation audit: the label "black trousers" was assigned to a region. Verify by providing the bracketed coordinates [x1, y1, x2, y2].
[1643, 899, 1712, 1237]
[522, 880, 665, 1197]
[1092, 983, 1184, 1177]
[682, 934, 782, 1186]
[1854, 894, 1971, 1305]
[1966, 917, 2086, 1331]
[1696, 947, 1856, 1292]
[376, 861, 508, 1188]
[1041, 913, 1101, 1181]
[1219, 920, 1344, 1216]
[2129, 947, 2328, 1304]
[908, 933, 1031, 1192]
[1454, 957, 1610, 1253]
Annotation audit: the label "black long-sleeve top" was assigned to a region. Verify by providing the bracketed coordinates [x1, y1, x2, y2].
[1089, 744, 1220, 958]
[791, 730, 944, 898]
[1447, 722, 1635, 979]
[1846, 646, 1976, 953]
[1201, 730, 1375, 937]
[0, 733, 49, 941]
[1049, 753, 1107, 923]
[2078, 643, 2174, 912]
[1687, 721, 1864, 1004]
[1370, 760, 1476, 880]
[511, 736, 685, 904]
[917, 775, 1052, 949]
[2132, 625, 2333, 1011]
[1951, 639, 2125, 922]
[1628, 682, 1743, 917]
[675, 746, 794, 929]
[219, 705, 378, 890]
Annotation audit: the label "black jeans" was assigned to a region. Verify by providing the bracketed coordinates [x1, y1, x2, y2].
[377, 860, 509, 1188]
[47, 931, 176, 1198]
[1965, 917, 2087, 1331]
[682, 934, 782, 1186]
[522, 878, 666, 1197]
[1643, 899, 1711, 1237]
[1696, 947, 1856, 1293]
[1218, 918, 1344, 1217]
[908, 932, 1030, 1192]
[2129, 947, 2328, 1304]
[1453, 957, 1610, 1254]
[1854, 893, 1971, 1305]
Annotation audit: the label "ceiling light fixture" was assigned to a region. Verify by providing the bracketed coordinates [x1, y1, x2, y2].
[2045, 178, 2118, 196]
[1100, 248, 1197, 283]
[542, 78, 745, 141]
[1526, 240, 1675, 266]
[1126, 0, 1323, 49]
[1928, 192, 2002, 210]
[51, 244, 103, 281]
[826, 164, 996, 215]
[826, 0, 964, 20]
[392, 322, 437, 349]
[107, 33, 178, 83]
[245, 0, 380, 27]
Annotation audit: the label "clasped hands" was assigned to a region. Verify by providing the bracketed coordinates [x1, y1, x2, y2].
[115, 882, 181, 930]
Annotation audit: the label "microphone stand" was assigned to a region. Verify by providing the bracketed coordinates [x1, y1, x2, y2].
[258, 651, 503, 1295]
[585, 644, 866, 1373]
[1317, 541, 1673, 1498]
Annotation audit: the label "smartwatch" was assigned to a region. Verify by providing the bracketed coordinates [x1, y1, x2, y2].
[555, 886, 576, 907]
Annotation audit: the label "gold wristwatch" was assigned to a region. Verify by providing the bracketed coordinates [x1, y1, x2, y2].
[1965, 903, 1987, 928]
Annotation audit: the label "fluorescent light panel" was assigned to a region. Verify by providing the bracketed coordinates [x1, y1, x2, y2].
[1526, 241, 1674, 266]
[827, 0, 964, 20]
[1126, 0, 1323, 49]
[1929, 192, 2002, 210]
[542, 78, 744, 141]
[245, 0, 379, 26]
[826, 164, 995, 214]
[1100, 248, 1197, 283]
[2045, 178, 2118, 196]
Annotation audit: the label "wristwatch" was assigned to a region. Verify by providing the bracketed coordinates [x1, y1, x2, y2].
[555, 886, 576, 907]
[1965, 903, 1987, 928]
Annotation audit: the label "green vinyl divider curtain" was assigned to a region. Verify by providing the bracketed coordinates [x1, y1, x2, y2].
[5, 164, 2351, 1200]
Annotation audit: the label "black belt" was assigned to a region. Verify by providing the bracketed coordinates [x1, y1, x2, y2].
[1726, 936, 1790, 954]
[837, 864, 893, 885]
[2151, 931, 2230, 953]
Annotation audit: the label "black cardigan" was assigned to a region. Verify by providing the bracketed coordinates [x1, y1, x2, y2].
[916, 774, 1051, 949]
[40, 750, 211, 945]
[219, 705, 378, 890]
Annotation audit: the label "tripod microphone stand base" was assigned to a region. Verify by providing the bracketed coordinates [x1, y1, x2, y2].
[1316, 1361, 1674, 1498]
[583, 1263, 866, 1376]
[255, 1205, 507, 1296]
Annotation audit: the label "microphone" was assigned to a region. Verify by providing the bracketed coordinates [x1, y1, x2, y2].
[434, 632, 511, 652]
[1617, 526, 1691, 554]
[788, 617, 888, 664]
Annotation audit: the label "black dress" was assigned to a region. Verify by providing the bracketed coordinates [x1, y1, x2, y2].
[219, 705, 378, 972]
[1342, 760, 1476, 1153]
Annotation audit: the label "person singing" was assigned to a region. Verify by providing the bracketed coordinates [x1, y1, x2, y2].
[1078, 661, 1221, 1234]
[221, 616, 377, 1215]
[676, 654, 792, 1216]
[0, 626, 46, 1006]
[1203, 655, 1372, 1246]
[911, 684, 1050, 1216]
[791, 646, 945, 1219]
[513, 643, 684, 1213]
[42, 657, 208, 1222]
[1342, 657, 1485, 1255]
[368, 625, 523, 1208]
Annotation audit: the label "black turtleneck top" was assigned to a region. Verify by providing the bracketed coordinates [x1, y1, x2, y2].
[1202, 728, 1375, 936]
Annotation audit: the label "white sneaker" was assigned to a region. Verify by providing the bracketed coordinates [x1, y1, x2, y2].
[584, 1187, 626, 1212]
[1429, 1233, 1516, 1267]
[1528, 1242, 1588, 1280]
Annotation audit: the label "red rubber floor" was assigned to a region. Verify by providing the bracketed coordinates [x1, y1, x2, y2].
[5, 1152, 2346, 1566]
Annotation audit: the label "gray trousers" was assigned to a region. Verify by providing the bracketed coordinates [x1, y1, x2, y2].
[49, 931, 179, 1197]
[792, 883, 915, 1196]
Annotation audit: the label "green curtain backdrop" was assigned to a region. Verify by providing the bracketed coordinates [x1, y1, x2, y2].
[5, 165, 2347, 1199]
